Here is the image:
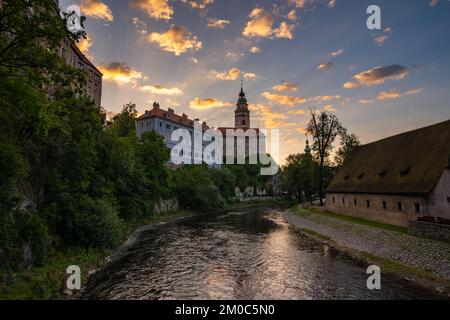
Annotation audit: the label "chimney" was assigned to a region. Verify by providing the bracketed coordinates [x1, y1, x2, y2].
[153, 102, 160, 109]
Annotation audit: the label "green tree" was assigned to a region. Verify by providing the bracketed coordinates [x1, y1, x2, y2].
[335, 132, 361, 167]
[282, 153, 317, 204]
[306, 110, 344, 206]
[172, 165, 225, 212]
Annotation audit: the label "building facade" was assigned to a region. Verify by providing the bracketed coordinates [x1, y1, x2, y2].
[326, 120, 450, 227]
[59, 38, 103, 107]
[218, 85, 265, 162]
[136, 102, 211, 165]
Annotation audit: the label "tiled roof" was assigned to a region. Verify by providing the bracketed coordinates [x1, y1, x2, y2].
[137, 105, 208, 130]
[326, 119, 450, 196]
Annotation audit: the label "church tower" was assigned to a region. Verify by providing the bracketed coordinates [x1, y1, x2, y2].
[235, 82, 250, 129]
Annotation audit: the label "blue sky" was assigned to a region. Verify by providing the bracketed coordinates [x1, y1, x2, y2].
[59, 0, 450, 163]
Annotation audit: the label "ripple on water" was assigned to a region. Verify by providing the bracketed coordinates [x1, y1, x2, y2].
[83, 209, 443, 300]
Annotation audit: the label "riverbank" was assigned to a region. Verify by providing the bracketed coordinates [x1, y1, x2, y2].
[0, 209, 192, 300]
[1, 199, 292, 300]
[282, 205, 450, 297]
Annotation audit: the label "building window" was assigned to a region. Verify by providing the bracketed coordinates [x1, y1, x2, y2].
[166, 124, 171, 130]
[342, 198, 345, 205]
[414, 204, 421, 213]
[159, 122, 162, 128]
[447, 197, 450, 203]
[354, 199, 357, 206]
[366, 200, 370, 208]
[397, 202, 403, 211]
[332, 197, 335, 204]
[382, 201, 387, 210]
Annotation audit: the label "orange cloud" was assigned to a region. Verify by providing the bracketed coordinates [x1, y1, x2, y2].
[208, 67, 256, 81]
[262, 92, 306, 107]
[377, 87, 423, 100]
[317, 62, 334, 71]
[131, 0, 173, 20]
[81, 0, 113, 21]
[249, 46, 261, 54]
[77, 35, 92, 54]
[140, 85, 183, 96]
[189, 98, 232, 110]
[273, 82, 298, 92]
[344, 65, 409, 89]
[242, 7, 295, 39]
[148, 25, 202, 56]
[207, 18, 230, 29]
[330, 49, 344, 56]
[98, 62, 144, 84]
[251, 104, 292, 128]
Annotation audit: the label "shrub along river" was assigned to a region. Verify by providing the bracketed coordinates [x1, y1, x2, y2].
[83, 207, 441, 299]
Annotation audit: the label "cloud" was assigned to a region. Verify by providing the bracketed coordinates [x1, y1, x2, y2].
[225, 51, 245, 61]
[208, 67, 256, 81]
[139, 85, 183, 95]
[287, 9, 297, 21]
[374, 35, 389, 46]
[249, 46, 261, 54]
[77, 35, 92, 54]
[323, 104, 337, 112]
[312, 95, 340, 102]
[251, 104, 292, 128]
[131, 0, 173, 20]
[288, 109, 306, 115]
[429, 0, 438, 6]
[272, 82, 298, 92]
[327, 0, 337, 8]
[189, 97, 232, 110]
[207, 18, 231, 29]
[317, 62, 334, 71]
[343, 64, 409, 89]
[81, 0, 113, 21]
[148, 25, 202, 56]
[358, 99, 375, 104]
[343, 81, 359, 89]
[262, 92, 306, 107]
[242, 7, 295, 39]
[289, 0, 315, 9]
[98, 62, 144, 84]
[330, 49, 344, 57]
[181, 0, 214, 14]
[132, 17, 148, 35]
[377, 87, 423, 100]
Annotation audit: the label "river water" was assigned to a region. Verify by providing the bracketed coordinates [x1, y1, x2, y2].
[83, 207, 440, 300]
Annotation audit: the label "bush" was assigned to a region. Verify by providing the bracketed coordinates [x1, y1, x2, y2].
[172, 166, 225, 212]
[69, 196, 124, 249]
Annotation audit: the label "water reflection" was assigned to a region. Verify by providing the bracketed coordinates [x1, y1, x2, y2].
[83, 209, 441, 300]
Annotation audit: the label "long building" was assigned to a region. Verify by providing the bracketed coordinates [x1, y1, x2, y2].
[59, 38, 103, 107]
[326, 120, 450, 227]
[136, 102, 210, 164]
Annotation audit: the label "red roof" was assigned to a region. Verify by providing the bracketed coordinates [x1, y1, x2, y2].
[137, 105, 209, 130]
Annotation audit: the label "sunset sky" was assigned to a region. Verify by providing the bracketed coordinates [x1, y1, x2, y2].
[59, 0, 450, 164]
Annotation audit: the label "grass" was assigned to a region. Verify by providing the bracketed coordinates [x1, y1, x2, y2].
[290, 205, 407, 234]
[0, 210, 194, 300]
[301, 228, 331, 241]
[359, 251, 439, 282]
[0, 247, 110, 300]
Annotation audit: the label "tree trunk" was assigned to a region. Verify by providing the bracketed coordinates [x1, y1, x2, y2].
[319, 159, 324, 206]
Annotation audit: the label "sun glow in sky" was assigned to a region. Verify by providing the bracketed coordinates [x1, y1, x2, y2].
[60, 0, 450, 164]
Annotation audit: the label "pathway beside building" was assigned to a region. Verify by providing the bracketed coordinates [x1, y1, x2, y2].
[282, 206, 450, 281]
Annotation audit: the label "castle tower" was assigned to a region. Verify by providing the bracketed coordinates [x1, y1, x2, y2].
[235, 82, 250, 129]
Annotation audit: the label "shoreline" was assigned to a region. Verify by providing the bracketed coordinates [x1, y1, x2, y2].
[282, 206, 450, 298]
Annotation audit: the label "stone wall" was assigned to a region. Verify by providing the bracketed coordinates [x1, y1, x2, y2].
[325, 193, 425, 227]
[427, 168, 450, 219]
[154, 198, 179, 215]
[409, 220, 450, 242]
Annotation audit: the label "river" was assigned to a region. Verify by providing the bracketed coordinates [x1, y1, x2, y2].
[83, 207, 440, 300]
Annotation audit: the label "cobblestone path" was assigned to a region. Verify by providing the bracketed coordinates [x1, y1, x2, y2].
[282, 207, 450, 280]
